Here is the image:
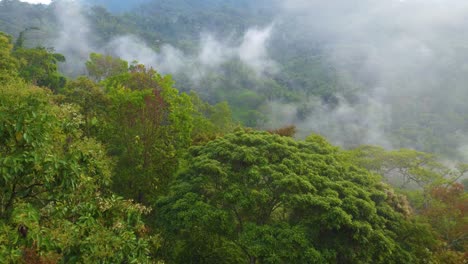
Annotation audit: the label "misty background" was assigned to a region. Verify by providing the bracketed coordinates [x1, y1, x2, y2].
[276, 0, 468, 160]
[2, 0, 468, 161]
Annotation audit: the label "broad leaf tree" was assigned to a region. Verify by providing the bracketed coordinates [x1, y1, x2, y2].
[62, 76, 110, 138]
[0, 32, 19, 83]
[421, 183, 468, 263]
[13, 46, 66, 91]
[0, 81, 154, 263]
[85, 53, 128, 81]
[104, 67, 193, 203]
[157, 129, 440, 263]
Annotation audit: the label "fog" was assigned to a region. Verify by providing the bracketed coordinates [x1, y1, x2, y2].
[50, 0, 468, 159]
[53, 0, 275, 80]
[53, 0, 93, 75]
[105, 25, 275, 80]
[272, 0, 468, 159]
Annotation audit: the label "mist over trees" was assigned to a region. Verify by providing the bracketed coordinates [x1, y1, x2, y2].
[0, 0, 467, 263]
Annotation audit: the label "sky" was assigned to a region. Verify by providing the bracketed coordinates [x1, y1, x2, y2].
[18, 0, 52, 4]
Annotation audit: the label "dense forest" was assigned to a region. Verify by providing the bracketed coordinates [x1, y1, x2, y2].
[0, 0, 467, 263]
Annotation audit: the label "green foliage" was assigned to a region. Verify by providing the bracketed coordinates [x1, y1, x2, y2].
[0, 32, 19, 83]
[13, 46, 66, 91]
[345, 146, 468, 262]
[61, 76, 110, 137]
[0, 6, 463, 259]
[0, 2, 354, 129]
[346, 146, 456, 189]
[103, 67, 193, 203]
[85, 52, 128, 81]
[157, 129, 439, 263]
[190, 91, 236, 144]
[0, 81, 154, 262]
[176, 60, 285, 127]
[103, 63, 162, 91]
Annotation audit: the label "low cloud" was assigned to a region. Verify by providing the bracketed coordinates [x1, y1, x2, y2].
[106, 25, 276, 78]
[53, 0, 93, 75]
[269, 0, 468, 159]
[238, 25, 277, 74]
[53, 1, 276, 79]
[266, 90, 392, 149]
[51, 0, 468, 159]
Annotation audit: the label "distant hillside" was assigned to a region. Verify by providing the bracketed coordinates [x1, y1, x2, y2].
[82, 0, 150, 12]
[81, 0, 275, 15]
[2, 0, 468, 159]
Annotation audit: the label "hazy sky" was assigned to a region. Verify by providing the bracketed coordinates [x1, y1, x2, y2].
[18, 0, 51, 4]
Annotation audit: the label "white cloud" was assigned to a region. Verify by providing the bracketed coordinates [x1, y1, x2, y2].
[53, 0, 277, 80]
[270, 0, 468, 158]
[17, 0, 52, 4]
[238, 25, 277, 75]
[198, 34, 235, 68]
[103, 26, 276, 79]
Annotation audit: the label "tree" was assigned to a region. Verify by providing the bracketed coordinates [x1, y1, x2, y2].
[190, 91, 236, 144]
[85, 53, 128, 81]
[104, 67, 193, 203]
[345, 146, 468, 208]
[13, 27, 40, 51]
[0, 81, 154, 263]
[345, 145, 468, 262]
[421, 183, 468, 263]
[346, 146, 455, 189]
[103, 63, 164, 91]
[0, 32, 19, 83]
[61, 76, 110, 138]
[13, 46, 66, 91]
[156, 129, 440, 263]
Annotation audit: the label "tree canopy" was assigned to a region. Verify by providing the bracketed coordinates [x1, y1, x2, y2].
[0, 32, 19, 83]
[156, 129, 442, 263]
[0, 27, 466, 263]
[0, 80, 154, 262]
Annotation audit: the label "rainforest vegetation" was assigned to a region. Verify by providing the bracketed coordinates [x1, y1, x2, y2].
[0, 0, 467, 263]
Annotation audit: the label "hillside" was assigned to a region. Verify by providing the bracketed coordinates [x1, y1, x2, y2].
[0, 2, 467, 262]
[2, 0, 468, 160]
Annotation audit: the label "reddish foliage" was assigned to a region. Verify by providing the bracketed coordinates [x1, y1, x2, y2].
[126, 64, 161, 91]
[430, 183, 465, 202]
[22, 246, 58, 264]
[423, 183, 467, 255]
[267, 125, 297, 137]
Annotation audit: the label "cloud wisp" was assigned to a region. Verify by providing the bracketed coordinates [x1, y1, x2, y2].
[104, 26, 276, 79]
[272, 0, 468, 158]
[53, 1, 276, 79]
[52, 0, 468, 159]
